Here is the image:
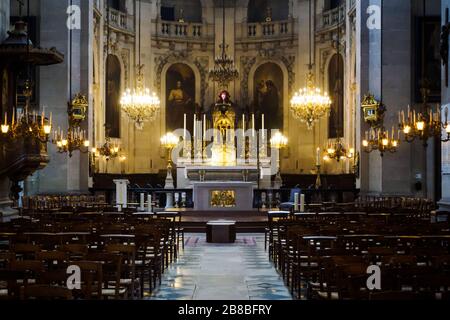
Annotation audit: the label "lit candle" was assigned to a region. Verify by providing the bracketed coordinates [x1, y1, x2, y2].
[41, 111, 44, 126]
[49, 112, 52, 126]
[316, 147, 320, 166]
[12, 110, 14, 126]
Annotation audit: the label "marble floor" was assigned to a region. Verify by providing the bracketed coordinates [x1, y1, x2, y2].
[147, 233, 293, 300]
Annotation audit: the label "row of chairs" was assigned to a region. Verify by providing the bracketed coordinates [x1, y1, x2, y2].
[268, 213, 450, 300]
[0, 214, 183, 299]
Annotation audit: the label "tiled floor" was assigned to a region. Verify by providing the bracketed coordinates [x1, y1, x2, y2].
[147, 233, 292, 300]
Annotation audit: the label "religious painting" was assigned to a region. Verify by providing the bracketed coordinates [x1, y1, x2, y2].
[105, 55, 121, 138]
[328, 54, 344, 138]
[166, 63, 195, 133]
[253, 62, 283, 131]
[415, 17, 441, 103]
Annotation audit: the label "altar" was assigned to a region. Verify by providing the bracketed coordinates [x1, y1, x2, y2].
[193, 181, 254, 211]
[167, 90, 281, 211]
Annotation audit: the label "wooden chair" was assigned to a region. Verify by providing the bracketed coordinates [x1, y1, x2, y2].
[21, 284, 73, 300]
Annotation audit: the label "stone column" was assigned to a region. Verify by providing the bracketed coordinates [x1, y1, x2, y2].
[357, 0, 413, 196]
[439, 0, 450, 210]
[113, 179, 130, 208]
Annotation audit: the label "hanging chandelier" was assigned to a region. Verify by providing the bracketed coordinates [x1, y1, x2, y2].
[120, 66, 160, 129]
[323, 137, 354, 162]
[208, 0, 239, 89]
[362, 127, 399, 156]
[290, 0, 331, 129]
[120, 0, 160, 129]
[291, 72, 332, 130]
[398, 86, 446, 147]
[92, 135, 121, 161]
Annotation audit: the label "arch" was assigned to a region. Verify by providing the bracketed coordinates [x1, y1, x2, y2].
[248, 61, 287, 132]
[164, 63, 197, 133]
[247, 0, 289, 23]
[105, 54, 121, 138]
[327, 53, 344, 138]
[161, 0, 202, 22]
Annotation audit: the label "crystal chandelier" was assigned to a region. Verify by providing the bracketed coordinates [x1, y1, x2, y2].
[208, 0, 239, 89]
[290, 72, 332, 129]
[120, 0, 160, 129]
[120, 67, 160, 130]
[362, 127, 399, 156]
[290, 0, 331, 129]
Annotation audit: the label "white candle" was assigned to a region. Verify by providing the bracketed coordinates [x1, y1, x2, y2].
[300, 194, 305, 212]
[262, 114, 265, 139]
[316, 147, 320, 166]
[203, 114, 206, 141]
[294, 193, 299, 211]
[242, 114, 245, 138]
[140, 193, 145, 211]
[193, 114, 196, 139]
[183, 113, 186, 140]
[252, 113, 255, 137]
[147, 194, 152, 212]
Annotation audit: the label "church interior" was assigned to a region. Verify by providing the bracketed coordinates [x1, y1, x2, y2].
[0, 0, 450, 303]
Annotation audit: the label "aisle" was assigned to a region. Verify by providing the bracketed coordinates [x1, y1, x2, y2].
[148, 233, 292, 300]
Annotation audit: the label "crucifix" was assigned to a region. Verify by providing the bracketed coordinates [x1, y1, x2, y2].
[441, 8, 450, 87]
[17, 0, 25, 17]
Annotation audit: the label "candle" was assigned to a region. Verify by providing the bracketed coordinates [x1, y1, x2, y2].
[203, 114, 206, 141]
[49, 112, 52, 126]
[294, 193, 299, 211]
[183, 113, 186, 140]
[300, 194, 305, 212]
[398, 111, 401, 124]
[316, 147, 320, 166]
[242, 114, 245, 137]
[140, 193, 145, 211]
[252, 113, 255, 137]
[4, 112, 6, 125]
[193, 114, 196, 139]
[262, 114, 265, 139]
[12, 110, 14, 126]
[147, 194, 152, 212]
